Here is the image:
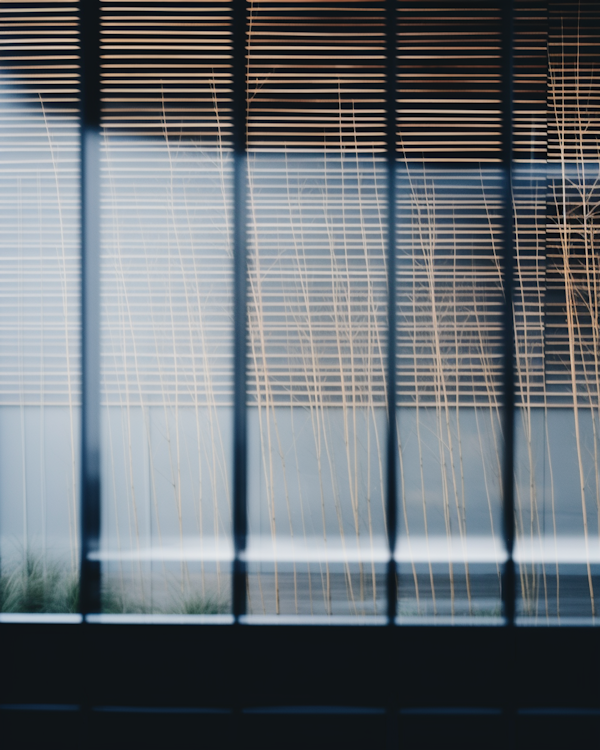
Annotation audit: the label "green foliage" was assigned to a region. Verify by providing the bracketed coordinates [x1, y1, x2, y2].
[0, 555, 79, 614]
[0, 554, 228, 615]
[174, 591, 228, 616]
[100, 585, 134, 615]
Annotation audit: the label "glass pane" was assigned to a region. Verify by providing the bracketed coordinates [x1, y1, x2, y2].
[0, 3, 81, 614]
[515, 0, 600, 621]
[98, 2, 233, 615]
[396, 166, 505, 622]
[515, 409, 600, 623]
[99, 138, 233, 615]
[246, 153, 388, 618]
[515, 158, 600, 622]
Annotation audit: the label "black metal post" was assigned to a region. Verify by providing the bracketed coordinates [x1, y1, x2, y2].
[385, 0, 398, 631]
[386, 0, 399, 747]
[501, 0, 516, 744]
[500, 0, 516, 631]
[232, 0, 248, 623]
[79, 0, 102, 618]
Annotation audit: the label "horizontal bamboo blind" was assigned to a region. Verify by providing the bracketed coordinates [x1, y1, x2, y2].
[246, 0, 386, 152]
[0, 1, 79, 405]
[397, 167, 505, 405]
[547, 1, 600, 163]
[513, 0, 547, 163]
[0, 1, 598, 407]
[544, 0, 600, 406]
[247, 154, 387, 405]
[100, 0, 233, 143]
[99, 1, 234, 406]
[397, 1, 503, 163]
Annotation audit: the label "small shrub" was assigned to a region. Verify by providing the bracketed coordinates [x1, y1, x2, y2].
[0, 555, 79, 614]
[173, 591, 228, 616]
[1, 555, 229, 615]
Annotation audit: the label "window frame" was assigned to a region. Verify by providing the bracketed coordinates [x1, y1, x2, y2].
[2, 2, 600, 742]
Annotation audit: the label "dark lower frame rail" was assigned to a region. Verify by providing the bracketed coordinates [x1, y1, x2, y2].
[1, 625, 598, 749]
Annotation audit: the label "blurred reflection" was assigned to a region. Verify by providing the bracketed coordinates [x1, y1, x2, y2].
[0, 77, 80, 613]
[396, 167, 505, 620]
[99, 138, 233, 613]
[247, 153, 388, 616]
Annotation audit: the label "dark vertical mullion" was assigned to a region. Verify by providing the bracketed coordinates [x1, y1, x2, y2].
[500, 3, 517, 742]
[385, 0, 398, 627]
[232, 0, 248, 623]
[500, 0, 516, 629]
[386, 2, 399, 747]
[79, 0, 102, 617]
